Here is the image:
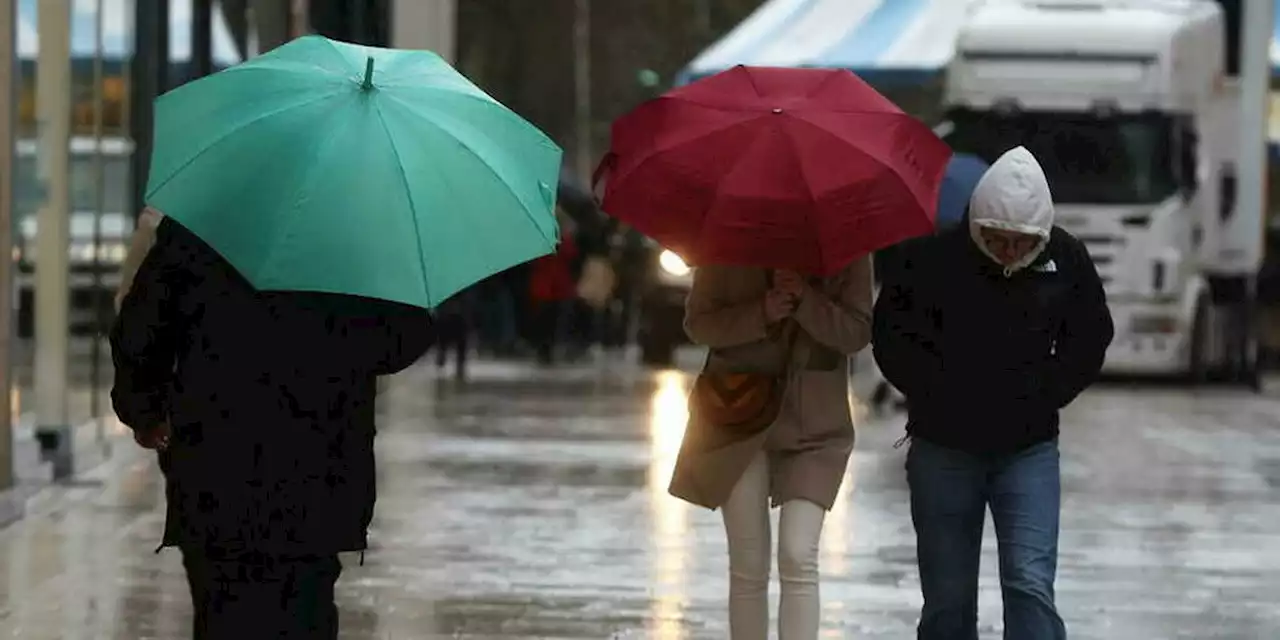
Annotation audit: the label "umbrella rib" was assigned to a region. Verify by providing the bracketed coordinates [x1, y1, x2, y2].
[785, 112, 923, 202]
[659, 96, 762, 115]
[802, 70, 845, 100]
[786, 114, 938, 260]
[220, 59, 348, 80]
[255, 103, 358, 288]
[778, 118, 826, 275]
[383, 94, 559, 249]
[661, 96, 912, 119]
[146, 93, 338, 201]
[384, 87, 559, 151]
[610, 115, 766, 191]
[685, 122, 782, 261]
[379, 81, 506, 112]
[369, 101, 434, 307]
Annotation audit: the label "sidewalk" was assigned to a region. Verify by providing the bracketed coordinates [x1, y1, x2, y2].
[0, 412, 121, 529]
[0, 433, 177, 640]
[2, 340, 120, 527]
[1, 359, 1278, 638]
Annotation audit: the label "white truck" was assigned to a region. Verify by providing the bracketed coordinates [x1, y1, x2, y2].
[942, 0, 1270, 384]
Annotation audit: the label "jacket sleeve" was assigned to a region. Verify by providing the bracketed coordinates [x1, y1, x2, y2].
[1046, 240, 1114, 408]
[871, 243, 943, 398]
[791, 255, 874, 354]
[684, 265, 770, 348]
[109, 219, 189, 434]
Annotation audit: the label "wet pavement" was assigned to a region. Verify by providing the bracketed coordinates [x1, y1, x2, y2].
[1, 351, 1279, 638]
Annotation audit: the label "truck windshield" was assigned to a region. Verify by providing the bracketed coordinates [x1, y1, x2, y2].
[945, 110, 1179, 205]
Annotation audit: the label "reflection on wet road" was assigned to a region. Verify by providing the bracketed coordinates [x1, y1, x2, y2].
[0, 355, 1278, 638]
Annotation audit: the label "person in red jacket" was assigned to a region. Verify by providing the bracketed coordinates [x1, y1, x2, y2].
[529, 214, 579, 364]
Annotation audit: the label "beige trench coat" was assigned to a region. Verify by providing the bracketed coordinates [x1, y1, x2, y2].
[668, 258, 873, 511]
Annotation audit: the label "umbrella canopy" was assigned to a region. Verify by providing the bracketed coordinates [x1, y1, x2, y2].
[936, 153, 990, 232]
[146, 35, 563, 309]
[594, 65, 951, 276]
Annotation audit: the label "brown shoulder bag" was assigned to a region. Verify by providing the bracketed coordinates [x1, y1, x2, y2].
[688, 323, 798, 437]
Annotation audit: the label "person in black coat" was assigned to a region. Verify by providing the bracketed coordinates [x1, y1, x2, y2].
[111, 218, 433, 639]
[872, 147, 1113, 640]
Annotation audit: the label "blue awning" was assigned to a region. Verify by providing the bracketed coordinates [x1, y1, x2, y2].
[680, 0, 976, 86]
[17, 0, 241, 63]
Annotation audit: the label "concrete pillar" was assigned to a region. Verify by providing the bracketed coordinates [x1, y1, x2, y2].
[33, 0, 72, 479]
[0, 0, 16, 491]
[390, 0, 455, 61]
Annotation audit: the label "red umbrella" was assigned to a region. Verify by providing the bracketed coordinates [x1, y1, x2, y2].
[594, 65, 951, 276]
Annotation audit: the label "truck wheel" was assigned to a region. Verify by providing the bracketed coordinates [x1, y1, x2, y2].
[1187, 294, 1211, 384]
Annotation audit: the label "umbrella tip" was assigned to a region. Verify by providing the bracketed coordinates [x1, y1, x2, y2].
[361, 56, 375, 91]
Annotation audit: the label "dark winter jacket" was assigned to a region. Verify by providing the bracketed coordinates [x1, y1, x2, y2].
[872, 147, 1114, 454]
[110, 218, 433, 557]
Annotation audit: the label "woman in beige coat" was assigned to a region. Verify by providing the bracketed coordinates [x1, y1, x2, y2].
[669, 258, 873, 640]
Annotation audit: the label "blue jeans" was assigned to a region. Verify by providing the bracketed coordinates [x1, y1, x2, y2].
[906, 438, 1067, 640]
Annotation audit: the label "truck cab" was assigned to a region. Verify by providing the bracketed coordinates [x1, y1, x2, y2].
[943, 0, 1263, 382]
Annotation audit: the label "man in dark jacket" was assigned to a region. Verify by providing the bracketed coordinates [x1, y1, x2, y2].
[111, 218, 433, 639]
[873, 146, 1113, 640]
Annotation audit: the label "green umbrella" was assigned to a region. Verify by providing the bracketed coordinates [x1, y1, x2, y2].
[145, 35, 562, 309]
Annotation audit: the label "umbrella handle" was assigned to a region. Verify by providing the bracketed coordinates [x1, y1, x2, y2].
[591, 152, 617, 204]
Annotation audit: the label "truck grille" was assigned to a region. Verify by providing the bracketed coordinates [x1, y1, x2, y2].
[1077, 235, 1126, 293]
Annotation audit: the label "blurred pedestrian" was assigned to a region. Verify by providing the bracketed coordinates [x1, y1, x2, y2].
[603, 224, 650, 347]
[872, 147, 1113, 640]
[528, 212, 579, 365]
[669, 258, 873, 640]
[111, 218, 433, 639]
[433, 287, 475, 380]
[569, 249, 616, 359]
[477, 272, 519, 356]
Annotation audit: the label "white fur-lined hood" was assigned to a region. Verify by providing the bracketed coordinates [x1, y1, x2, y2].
[968, 146, 1054, 272]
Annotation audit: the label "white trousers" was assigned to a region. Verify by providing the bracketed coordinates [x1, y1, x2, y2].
[721, 453, 827, 640]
